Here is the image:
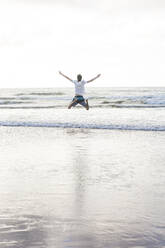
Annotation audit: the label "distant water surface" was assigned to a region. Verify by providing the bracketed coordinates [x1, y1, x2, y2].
[0, 87, 165, 109]
[0, 87, 165, 131]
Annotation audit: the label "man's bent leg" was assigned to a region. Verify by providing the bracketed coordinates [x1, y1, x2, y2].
[80, 99, 89, 110]
[68, 99, 77, 109]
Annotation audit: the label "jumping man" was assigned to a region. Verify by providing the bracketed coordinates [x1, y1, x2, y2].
[59, 71, 101, 110]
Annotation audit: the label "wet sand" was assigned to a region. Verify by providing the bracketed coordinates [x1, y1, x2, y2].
[0, 127, 165, 248]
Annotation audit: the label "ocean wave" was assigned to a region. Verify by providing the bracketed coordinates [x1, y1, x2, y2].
[0, 105, 61, 109]
[16, 92, 65, 96]
[0, 101, 31, 105]
[0, 104, 165, 109]
[91, 94, 165, 106]
[0, 121, 164, 131]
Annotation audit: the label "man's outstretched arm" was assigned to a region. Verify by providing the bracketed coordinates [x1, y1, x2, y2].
[87, 74, 101, 83]
[59, 71, 73, 82]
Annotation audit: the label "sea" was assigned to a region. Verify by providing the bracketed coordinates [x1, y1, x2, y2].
[0, 87, 165, 130]
[0, 87, 165, 248]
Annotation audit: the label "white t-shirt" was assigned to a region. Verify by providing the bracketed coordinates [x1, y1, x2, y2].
[72, 80, 87, 96]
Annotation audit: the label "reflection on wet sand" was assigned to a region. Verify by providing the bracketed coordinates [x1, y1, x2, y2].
[61, 142, 96, 248]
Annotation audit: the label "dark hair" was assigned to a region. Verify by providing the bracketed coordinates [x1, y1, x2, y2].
[77, 74, 82, 82]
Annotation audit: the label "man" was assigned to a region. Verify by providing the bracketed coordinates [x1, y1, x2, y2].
[59, 71, 101, 110]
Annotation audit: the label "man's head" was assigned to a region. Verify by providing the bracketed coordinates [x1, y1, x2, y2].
[77, 74, 82, 82]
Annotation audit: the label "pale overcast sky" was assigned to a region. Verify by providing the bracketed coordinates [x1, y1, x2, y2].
[0, 0, 165, 87]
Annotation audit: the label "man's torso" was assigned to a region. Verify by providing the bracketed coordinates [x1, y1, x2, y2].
[73, 80, 87, 96]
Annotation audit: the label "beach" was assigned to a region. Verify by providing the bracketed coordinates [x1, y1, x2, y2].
[0, 88, 165, 247]
[0, 126, 165, 248]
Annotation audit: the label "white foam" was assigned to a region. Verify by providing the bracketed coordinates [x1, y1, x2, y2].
[0, 121, 164, 131]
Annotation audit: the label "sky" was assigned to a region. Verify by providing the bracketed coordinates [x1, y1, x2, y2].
[0, 0, 165, 87]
